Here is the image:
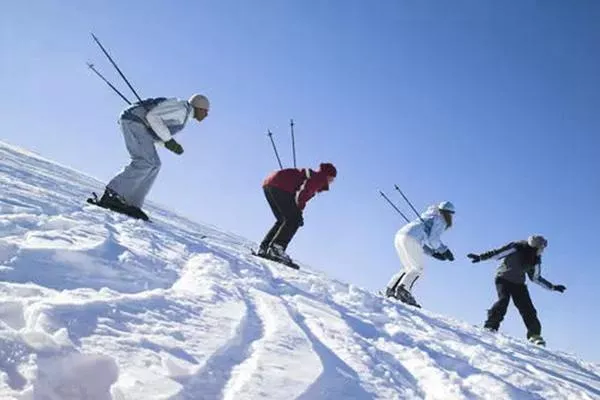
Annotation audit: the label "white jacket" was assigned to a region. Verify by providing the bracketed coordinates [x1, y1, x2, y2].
[399, 205, 449, 253]
[145, 99, 193, 142]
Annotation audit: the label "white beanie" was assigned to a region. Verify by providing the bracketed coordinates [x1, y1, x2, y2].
[188, 94, 210, 110]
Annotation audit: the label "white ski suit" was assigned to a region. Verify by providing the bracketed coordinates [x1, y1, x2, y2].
[387, 205, 450, 293]
[107, 98, 193, 208]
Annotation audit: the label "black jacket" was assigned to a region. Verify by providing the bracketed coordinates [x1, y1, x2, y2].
[478, 241, 554, 289]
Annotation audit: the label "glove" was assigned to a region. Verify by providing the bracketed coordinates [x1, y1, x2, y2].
[431, 252, 446, 261]
[422, 245, 434, 256]
[467, 253, 481, 263]
[553, 284, 566, 293]
[164, 139, 184, 155]
[442, 249, 455, 262]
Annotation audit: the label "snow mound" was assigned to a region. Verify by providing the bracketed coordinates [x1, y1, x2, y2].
[0, 141, 598, 399]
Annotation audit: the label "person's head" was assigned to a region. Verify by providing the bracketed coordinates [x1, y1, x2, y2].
[188, 94, 210, 122]
[527, 235, 548, 254]
[438, 201, 455, 228]
[319, 162, 337, 189]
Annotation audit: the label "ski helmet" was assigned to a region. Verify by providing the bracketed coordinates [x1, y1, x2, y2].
[438, 201, 455, 214]
[528, 235, 548, 250]
[189, 94, 210, 110]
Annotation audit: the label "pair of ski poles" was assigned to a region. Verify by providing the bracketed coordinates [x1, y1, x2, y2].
[87, 33, 144, 107]
[379, 185, 425, 224]
[267, 119, 297, 170]
[89, 32, 297, 170]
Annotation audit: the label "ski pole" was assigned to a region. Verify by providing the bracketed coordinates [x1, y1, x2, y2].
[91, 33, 144, 104]
[394, 184, 424, 223]
[379, 191, 410, 223]
[86, 63, 132, 105]
[290, 119, 297, 168]
[267, 130, 284, 169]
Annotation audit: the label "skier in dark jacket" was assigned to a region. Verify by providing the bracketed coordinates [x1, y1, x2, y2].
[467, 235, 566, 346]
[258, 163, 337, 265]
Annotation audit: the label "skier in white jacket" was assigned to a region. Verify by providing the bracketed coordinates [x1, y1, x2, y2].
[385, 201, 456, 307]
[96, 94, 209, 220]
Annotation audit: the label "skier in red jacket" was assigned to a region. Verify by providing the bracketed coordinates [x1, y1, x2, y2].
[257, 162, 337, 265]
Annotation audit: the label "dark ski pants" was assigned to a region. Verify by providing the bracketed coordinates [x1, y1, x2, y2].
[484, 277, 541, 338]
[260, 186, 302, 251]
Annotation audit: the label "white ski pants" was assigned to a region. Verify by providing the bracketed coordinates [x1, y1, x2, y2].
[107, 120, 161, 208]
[386, 232, 425, 293]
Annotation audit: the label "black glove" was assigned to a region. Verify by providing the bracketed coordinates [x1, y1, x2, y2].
[164, 139, 184, 155]
[442, 249, 455, 261]
[467, 253, 481, 263]
[431, 252, 446, 261]
[422, 245, 434, 256]
[553, 284, 566, 293]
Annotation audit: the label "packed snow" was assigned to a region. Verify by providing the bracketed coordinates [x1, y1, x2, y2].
[0, 140, 598, 399]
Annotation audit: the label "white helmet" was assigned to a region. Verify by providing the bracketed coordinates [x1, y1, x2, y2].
[438, 201, 455, 213]
[528, 235, 548, 250]
[188, 93, 210, 110]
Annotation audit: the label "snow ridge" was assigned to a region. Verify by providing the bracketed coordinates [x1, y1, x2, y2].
[0, 141, 599, 399]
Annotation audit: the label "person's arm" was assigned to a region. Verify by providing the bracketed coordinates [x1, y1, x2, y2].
[296, 171, 327, 210]
[426, 217, 448, 254]
[145, 99, 189, 142]
[468, 242, 517, 263]
[527, 263, 564, 291]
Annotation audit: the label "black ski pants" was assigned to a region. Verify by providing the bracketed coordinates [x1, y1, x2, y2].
[484, 277, 541, 338]
[260, 186, 303, 251]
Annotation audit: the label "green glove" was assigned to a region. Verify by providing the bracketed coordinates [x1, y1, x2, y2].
[164, 139, 184, 155]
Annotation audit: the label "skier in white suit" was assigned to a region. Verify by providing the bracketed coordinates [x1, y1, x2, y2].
[385, 201, 456, 307]
[95, 94, 210, 220]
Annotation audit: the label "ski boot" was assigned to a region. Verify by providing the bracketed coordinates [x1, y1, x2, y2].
[528, 334, 546, 347]
[394, 286, 421, 308]
[97, 188, 126, 209]
[255, 245, 269, 258]
[89, 189, 149, 221]
[384, 287, 396, 299]
[266, 244, 299, 269]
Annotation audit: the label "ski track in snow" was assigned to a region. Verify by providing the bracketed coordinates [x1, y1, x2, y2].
[0, 140, 599, 400]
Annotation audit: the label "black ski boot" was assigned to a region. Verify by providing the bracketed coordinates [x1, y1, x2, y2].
[266, 244, 299, 269]
[395, 286, 421, 308]
[88, 189, 149, 221]
[528, 334, 546, 347]
[385, 287, 396, 298]
[256, 245, 269, 258]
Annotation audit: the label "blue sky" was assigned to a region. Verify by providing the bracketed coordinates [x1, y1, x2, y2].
[2, 1, 599, 361]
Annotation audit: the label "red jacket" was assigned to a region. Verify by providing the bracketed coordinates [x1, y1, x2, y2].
[263, 168, 330, 210]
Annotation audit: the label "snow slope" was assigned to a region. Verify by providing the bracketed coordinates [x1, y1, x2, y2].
[0, 141, 598, 400]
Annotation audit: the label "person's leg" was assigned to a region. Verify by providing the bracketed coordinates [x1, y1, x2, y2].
[270, 189, 302, 250]
[396, 234, 425, 293]
[106, 120, 161, 208]
[386, 272, 405, 294]
[511, 284, 542, 339]
[259, 187, 284, 252]
[484, 278, 512, 331]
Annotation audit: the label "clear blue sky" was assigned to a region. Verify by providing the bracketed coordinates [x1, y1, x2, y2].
[2, 1, 599, 361]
